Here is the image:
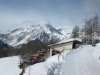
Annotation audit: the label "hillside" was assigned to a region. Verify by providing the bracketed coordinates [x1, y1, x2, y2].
[58, 28, 72, 38]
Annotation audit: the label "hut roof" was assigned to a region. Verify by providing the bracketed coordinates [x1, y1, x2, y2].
[48, 38, 82, 47]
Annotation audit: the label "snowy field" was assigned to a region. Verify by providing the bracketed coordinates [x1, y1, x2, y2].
[0, 56, 21, 75]
[1, 43, 100, 75]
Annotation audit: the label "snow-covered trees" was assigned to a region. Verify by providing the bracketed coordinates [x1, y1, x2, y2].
[71, 25, 80, 38]
[71, 15, 100, 45]
[82, 15, 100, 45]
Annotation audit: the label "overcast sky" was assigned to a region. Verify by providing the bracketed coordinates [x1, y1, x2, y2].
[0, 0, 100, 33]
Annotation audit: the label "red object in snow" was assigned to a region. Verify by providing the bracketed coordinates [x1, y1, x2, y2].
[31, 54, 39, 63]
[33, 57, 38, 62]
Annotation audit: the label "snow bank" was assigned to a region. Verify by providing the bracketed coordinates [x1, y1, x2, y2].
[24, 55, 62, 75]
[24, 50, 70, 75]
[24, 62, 62, 75]
[24, 61, 63, 75]
[47, 50, 70, 63]
[46, 54, 63, 63]
[24, 62, 47, 75]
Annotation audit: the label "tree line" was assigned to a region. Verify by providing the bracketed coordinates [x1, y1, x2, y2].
[71, 14, 100, 45]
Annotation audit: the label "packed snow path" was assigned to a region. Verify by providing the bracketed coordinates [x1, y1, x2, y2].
[62, 44, 100, 75]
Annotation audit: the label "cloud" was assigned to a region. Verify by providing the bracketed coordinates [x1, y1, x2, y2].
[0, 5, 44, 33]
[59, 0, 100, 28]
[0, 0, 100, 33]
[82, 0, 100, 15]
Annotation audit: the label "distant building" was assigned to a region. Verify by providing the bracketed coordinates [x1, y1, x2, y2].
[48, 38, 82, 56]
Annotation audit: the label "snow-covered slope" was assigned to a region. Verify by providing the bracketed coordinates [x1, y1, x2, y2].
[0, 54, 65, 75]
[1, 43, 100, 75]
[0, 56, 21, 75]
[62, 44, 100, 75]
[58, 28, 72, 38]
[24, 43, 100, 75]
[26, 43, 100, 75]
[1, 20, 66, 46]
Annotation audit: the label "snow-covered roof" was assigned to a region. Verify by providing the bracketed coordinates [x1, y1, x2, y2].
[31, 54, 39, 57]
[60, 38, 82, 43]
[48, 38, 82, 46]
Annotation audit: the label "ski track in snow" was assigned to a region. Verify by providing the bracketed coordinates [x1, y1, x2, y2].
[62, 45, 100, 75]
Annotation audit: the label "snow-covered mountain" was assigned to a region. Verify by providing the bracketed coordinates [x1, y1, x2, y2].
[0, 20, 66, 46]
[58, 28, 72, 38]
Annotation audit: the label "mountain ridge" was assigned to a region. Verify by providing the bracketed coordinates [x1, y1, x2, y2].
[0, 20, 67, 46]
